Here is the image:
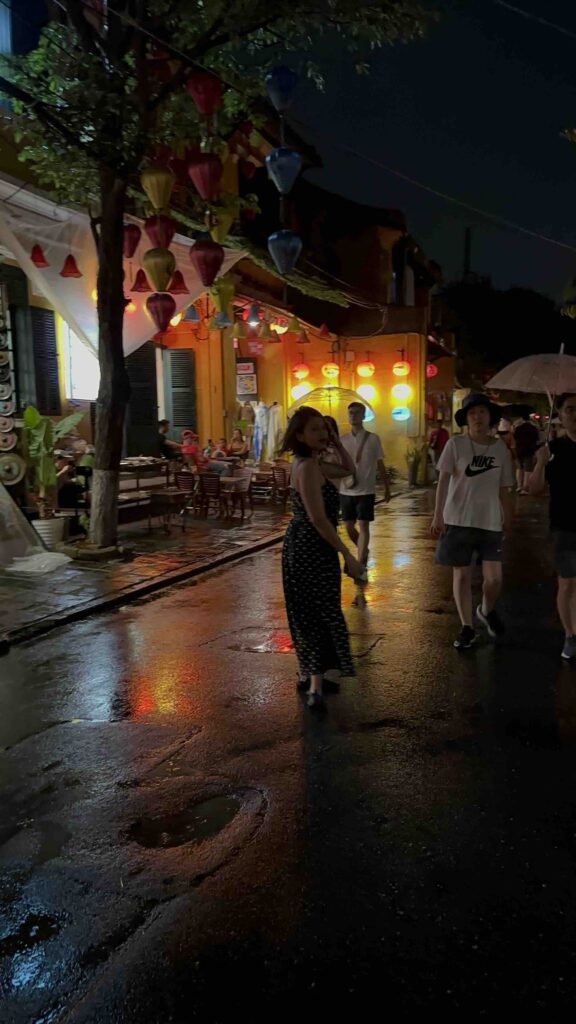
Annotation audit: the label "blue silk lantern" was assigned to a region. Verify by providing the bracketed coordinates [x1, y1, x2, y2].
[391, 407, 411, 422]
[267, 230, 303, 275]
[214, 311, 233, 328]
[264, 66, 298, 113]
[265, 148, 302, 195]
[184, 305, 200, 323]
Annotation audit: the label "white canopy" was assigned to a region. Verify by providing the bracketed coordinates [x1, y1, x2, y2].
[0, 175, 245, 357]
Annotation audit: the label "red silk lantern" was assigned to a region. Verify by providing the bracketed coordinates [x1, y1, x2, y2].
[292, 362, 310, 381]
[144, 214, 175, 249]
[185, 69, 223, 116]
[30, 244, 49, 268]
[60, 254, 82, 278]
[146, 292, 176, 333]
[167, 270, 189, 295]
[123, 223, 141, 259]
[318, 323, 331, 339]
[187, 153, 223, 201]
[131, 269, 152, 293]
[393, 360, 411, 377]
[190, 239, 224, 287]
[426, 362, 439, 379]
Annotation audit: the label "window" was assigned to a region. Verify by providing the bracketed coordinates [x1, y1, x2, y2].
[31, 307, 61, 415]
[61, 321, 100, 402]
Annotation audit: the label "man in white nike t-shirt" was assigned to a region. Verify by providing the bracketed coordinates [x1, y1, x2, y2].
[431, 393, 515, 650]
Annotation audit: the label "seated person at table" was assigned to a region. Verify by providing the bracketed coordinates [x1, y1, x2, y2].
[56, 455, 83, 509]
[229, 428, 249, 459]
[181, 430, 208, 470]
[203, 439, 214, 456]
[212, 437, 229, 458]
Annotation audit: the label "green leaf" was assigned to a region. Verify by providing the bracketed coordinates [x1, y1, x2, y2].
[38, 454, 56, 490]
[23, 405, 41, 429]
[53, 411, 85, 439]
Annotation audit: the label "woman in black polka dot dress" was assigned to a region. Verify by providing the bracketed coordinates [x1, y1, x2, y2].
[281, 407, 365, 710]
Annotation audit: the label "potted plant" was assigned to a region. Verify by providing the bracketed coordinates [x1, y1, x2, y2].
[23, 406, 85, 548]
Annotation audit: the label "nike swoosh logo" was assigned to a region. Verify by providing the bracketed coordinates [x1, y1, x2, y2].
[465, 465, 496, 477]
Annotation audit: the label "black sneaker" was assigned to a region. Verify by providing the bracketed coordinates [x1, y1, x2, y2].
[476, 605, 505, 638]
[453, 626, 477, 649]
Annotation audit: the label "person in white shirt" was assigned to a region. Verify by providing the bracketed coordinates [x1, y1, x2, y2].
[431, 393, 515, 650]
[340, 402, 391, 565]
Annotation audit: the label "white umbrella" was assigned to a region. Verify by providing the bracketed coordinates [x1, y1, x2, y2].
[485, 349, 576, 398]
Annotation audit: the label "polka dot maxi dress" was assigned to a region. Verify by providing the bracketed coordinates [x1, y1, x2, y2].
[282, 477, 354, 679]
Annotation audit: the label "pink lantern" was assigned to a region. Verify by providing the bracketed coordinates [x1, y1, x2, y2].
[144, 214, 176, 250]
[131, 269, 152, 293]
[426, 362, 439, 379]
[190, 239, 224, 287]
[187, 153, 223, 201]
[146, 292, 176, 333]
[185, 69, 223, 116]
[123, 223, 141, 259]
[167, 270, 189, 295]
[30, 244, 49, 268]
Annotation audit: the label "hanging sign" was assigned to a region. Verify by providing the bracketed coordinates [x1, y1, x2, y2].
[236, 356, 258, 397]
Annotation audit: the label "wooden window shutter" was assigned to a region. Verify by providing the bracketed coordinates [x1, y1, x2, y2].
[31, 307, 61, 416]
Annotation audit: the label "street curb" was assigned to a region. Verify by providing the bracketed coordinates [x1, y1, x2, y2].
[3, 489, 411, 649]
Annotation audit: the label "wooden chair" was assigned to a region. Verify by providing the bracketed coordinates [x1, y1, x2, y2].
[230, 467, 255, 521]
[175, 471, 198, 530]
[272, 466, 290, 510]
[197, 472, 225, 518]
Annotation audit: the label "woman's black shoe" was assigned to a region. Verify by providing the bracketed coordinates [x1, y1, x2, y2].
[307, 692, 325, 711]
[297, 677, 340, 694]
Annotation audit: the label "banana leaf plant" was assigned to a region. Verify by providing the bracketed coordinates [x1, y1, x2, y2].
[23, 406, 85, 518]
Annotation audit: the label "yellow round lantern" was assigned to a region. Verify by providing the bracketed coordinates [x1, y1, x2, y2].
[291, 382, 312, 401]
[357, 360, 375, 378]
[391, 383, 412, 401]
[392, 360, 411, 377]
[292, 362, 310, 381]
[322, 362, 340, 381]
[141, 166, 175, 212]
[357, 384, 376, 402]
[143, 247, 176, 292]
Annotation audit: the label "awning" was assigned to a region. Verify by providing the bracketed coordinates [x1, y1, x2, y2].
[0, 176, 246, 357]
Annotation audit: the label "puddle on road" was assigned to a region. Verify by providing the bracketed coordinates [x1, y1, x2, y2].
[0, 914, 61, 957]
[128, 795, 241, 849]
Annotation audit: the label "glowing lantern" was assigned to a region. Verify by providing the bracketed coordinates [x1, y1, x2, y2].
[392, 383, 412, 402]
[426, 362, 439, 379]
[246, 303, 261, 327]
[357, 360, 375, 378]
[30, 244, 49, 268]
[187, 153, 223, 201]
[167, 271, 189, 295]
[292, 362, 310, 381]
[141, 166, 175, 211]
[265, 148, 302, 195]
[91, 288, 98, 301]
[393, 360, 411, 377]
[291, 382, 312, 401]
[185, 69, 223, 116]
[60, 254, 82, 278]
[357, 384, 376, 402]
[170, 312, 183, 327]
[190, 239, 224, 287]
[146, 292, 176, 333]
[131, 269, 152, 293]
[267, 229, 302, 275]
[123, 223, 141, 259]
[143, 247, 176, 292]
[144, 214, 175, 249]
[392, 407, 411, 422]
[265, 66, 298, 113]
[322, 362, 340, 381]
[125, 300, 136, 314]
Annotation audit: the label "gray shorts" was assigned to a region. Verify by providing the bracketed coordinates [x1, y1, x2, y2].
[553, 531, 576, 579]
[436, 525, 503, 567]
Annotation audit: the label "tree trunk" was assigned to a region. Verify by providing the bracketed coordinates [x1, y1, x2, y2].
[89, 168, 130, 548]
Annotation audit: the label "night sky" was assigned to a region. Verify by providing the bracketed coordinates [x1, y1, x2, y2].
[290, 0, 576, 300]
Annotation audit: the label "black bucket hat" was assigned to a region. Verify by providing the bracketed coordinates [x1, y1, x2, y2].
[455, 392, 501, 428]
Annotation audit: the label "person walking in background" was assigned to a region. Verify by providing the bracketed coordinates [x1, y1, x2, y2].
[281, 406, 364, 711]
[431, 393, 515, 649]
[158, 419, 182, 460]
[514, 412, 539, 494]
[340, 402, 391, 566]
[429, 419, 450, 466]
[528, 393, 576, 660]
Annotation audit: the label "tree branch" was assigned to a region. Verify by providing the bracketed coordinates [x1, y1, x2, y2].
[0, 75, 93, 154]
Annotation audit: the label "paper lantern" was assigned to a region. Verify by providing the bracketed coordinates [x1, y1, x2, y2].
[143, 247, 176, 292]
[131, 269, 152, 293]
[291, 382, 312, 401]
[391, 406, 411, 422]
[233, 321, 247, 340]
[60, 254, 82, 278]
[144, 214, 175, 249]
[318, 324, 332, 339]
[265, 66, 298, 113]
[209, 208, 235, 244]
[125, 300, 136, 314]
[286, 315, 300, 333]
[295, 329, 310, 345]
[267, 229, 302, 276]
[184, 305, 200, 323]
[167, 270, 189, 295]
[246, 303, 261, 327]
[30, 244, 49, 268]
[392, 383, 412, 401]
[141, 165, 175, 210]
[322, 362, 340, 381]
[190, 239, 224, 287]
[214, 311, 233, 328]
[426, 362, 439, 379]
[210, 274, 235, 312]
[392, 360, 411, 377]
[357, 361, 375, 378]
[357, 384, 376, 402]
[185, 69, 223, 116]
[170, 312, 183, 327]
[123, 223, 141, 259]
[187, 153, 223, 201]
[258, 321, 273, 340]
[240, 159, 257, 180]
[146, 292, 176, 333]
[265, 148, 302, 195]
[292, 362, 310, 381]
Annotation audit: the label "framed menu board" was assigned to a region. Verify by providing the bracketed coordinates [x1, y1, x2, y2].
[236, 357, 258, 397]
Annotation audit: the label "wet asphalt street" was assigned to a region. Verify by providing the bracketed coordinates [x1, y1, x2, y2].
[2, 489, 576, 1022]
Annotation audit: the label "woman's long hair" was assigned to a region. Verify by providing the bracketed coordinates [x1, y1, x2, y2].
[281, 406, 323, 458]
[324, 415, 339, 439]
